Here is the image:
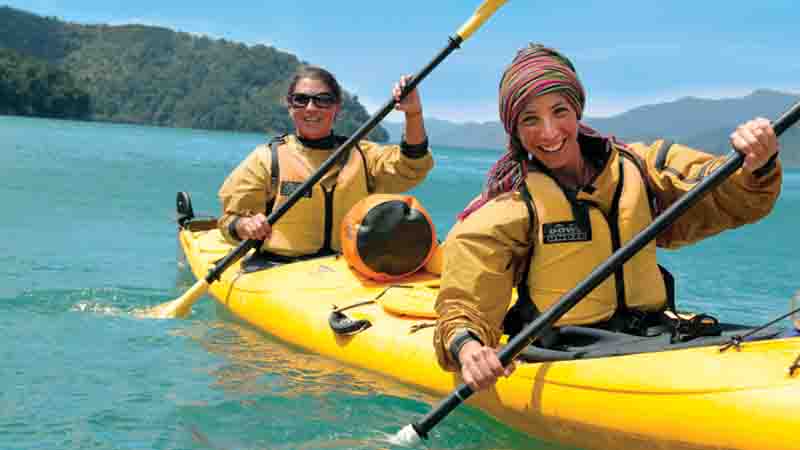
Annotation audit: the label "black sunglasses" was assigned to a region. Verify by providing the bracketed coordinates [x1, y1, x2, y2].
[287, 92, 338, 109]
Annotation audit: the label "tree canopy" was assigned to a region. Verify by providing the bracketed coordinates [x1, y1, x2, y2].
[0, 6, 388, 141]
[0, 48, 90, 118]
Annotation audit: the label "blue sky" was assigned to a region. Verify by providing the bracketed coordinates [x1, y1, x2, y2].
[6, 1, 798, 123]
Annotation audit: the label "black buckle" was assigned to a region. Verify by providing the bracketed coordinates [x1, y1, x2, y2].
[670, 313, 721, 343]
[624, 310, 649, 336]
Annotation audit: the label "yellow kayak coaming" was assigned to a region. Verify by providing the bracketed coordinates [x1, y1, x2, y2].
[178, 219, 800, 450]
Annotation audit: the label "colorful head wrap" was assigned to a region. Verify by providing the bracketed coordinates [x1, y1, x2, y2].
[499, 44, 585, 131]
[458, 44, 587, 221]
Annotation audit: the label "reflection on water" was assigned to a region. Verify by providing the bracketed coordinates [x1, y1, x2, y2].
[199, 314, 433, 402]
[166, 312, 574, 450]
[167, 316, 428, 449]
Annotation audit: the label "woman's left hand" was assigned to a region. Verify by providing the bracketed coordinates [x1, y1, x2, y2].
[393, 74, 423, 116]
[729, 117, 779, 174]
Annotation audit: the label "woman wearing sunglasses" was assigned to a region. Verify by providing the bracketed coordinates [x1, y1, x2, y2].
[217, 66, 433, 262]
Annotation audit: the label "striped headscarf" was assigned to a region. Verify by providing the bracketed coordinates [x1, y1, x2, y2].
[458, 44, 587, 220]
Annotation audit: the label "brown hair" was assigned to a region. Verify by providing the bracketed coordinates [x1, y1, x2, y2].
[287, 66, 342, 103]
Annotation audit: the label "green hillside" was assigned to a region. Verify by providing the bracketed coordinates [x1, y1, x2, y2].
[0, 6, 388, 141]
[0, 47, 89, 118]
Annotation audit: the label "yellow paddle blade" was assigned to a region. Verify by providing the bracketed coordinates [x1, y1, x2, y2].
[138, 279, 210, 319]
[456, 0, 509, 41]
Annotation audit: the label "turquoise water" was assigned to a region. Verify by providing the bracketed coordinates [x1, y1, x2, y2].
[2, 115, 798, 450]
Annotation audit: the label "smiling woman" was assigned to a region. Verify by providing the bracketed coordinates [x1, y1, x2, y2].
[216, 65, 434, 262]
[434, 43, 784, 390]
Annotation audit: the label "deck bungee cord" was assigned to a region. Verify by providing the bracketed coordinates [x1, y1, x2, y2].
[714, 292, 800, 376]
[328, 283, 440, 335]
[719, 302, 800, 355]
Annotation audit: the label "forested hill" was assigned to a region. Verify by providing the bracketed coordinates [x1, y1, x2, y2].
[0, 6, 388, 141]
[0, 48, 90, 118]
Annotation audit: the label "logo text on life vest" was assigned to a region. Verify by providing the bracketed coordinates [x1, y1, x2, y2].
[542, 221, 591, 244]
[280, 181, 312, 198]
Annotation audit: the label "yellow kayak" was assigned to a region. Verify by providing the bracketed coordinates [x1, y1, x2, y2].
[177, 204, 800, 450]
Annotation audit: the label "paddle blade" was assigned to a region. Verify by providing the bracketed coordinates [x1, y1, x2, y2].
[456, 0, 508, 41]
[138, 279, 210, 319]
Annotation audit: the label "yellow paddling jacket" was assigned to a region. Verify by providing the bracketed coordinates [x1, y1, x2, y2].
[218, 134, 434, 257]
[434, 134, 782, 371]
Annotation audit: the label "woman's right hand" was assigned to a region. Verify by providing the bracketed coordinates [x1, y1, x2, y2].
[729, 117, 779, 174]
[236, 214, 272, 240]
[392, 74, 423, 116]
[458, 340, 516, 392]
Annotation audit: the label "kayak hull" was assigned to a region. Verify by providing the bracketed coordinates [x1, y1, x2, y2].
[179, 223, 800, 450]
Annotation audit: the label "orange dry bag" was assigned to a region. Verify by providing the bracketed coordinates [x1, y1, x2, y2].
[341, 194, 437, 281]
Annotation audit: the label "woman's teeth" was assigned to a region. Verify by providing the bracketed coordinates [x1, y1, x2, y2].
[539, 140, 564, 152]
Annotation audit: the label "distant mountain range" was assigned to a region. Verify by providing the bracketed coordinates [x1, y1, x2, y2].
[383, 89, 800, 166]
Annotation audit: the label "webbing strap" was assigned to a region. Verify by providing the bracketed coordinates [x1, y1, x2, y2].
[654, 139, 675, 171]
[265, 136, 282, 213]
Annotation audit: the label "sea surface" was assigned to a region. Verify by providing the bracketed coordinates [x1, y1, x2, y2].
[2, 115, 799, 450]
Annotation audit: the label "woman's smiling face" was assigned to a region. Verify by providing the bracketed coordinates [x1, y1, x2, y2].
[516, 91, 581, 172]
[288, 78, 340, 140]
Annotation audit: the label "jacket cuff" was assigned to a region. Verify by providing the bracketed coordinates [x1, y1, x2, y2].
[228, 216, 242, 241]
[400, 137, 429, 159]
[448, 328, 483, 367]
[753, 153, 778, 178]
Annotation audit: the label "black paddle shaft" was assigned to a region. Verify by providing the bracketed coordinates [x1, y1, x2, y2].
[411, 100, 800, 439]
[203, 36, 464, 283]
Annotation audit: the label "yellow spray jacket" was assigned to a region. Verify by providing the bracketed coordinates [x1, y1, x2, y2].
[434, 137, 782, 371]
[218, 134, 434, 257]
